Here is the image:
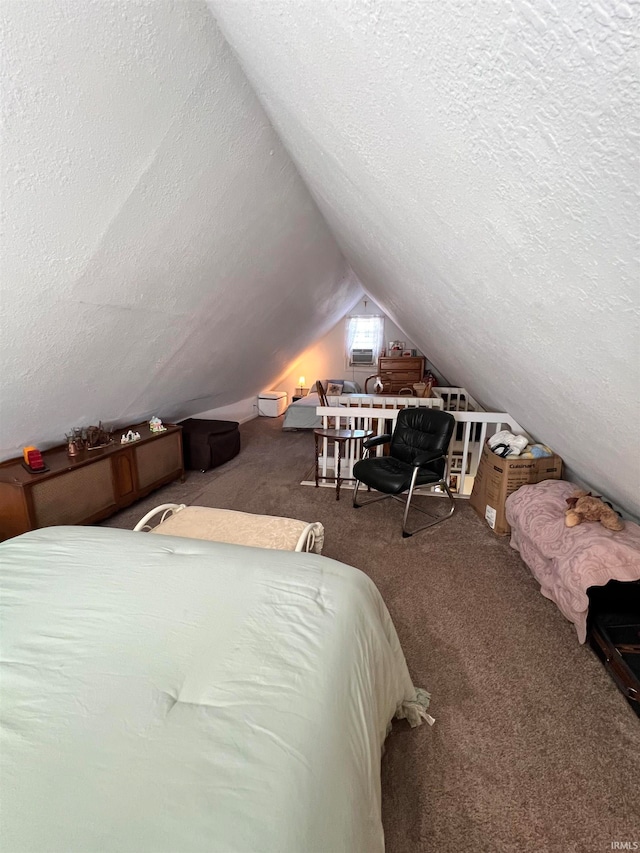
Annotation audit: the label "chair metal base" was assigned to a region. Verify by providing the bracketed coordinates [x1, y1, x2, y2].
[353, 476, 456, 537]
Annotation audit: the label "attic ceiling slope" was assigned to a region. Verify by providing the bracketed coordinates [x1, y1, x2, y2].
[210, 0, 640, 518]
[0, 0, 359, 459]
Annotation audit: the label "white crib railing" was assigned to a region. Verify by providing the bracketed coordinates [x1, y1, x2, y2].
[432, 387, 484, 412]
[333, 394, 445, 411]
[309, 394, 528, 498]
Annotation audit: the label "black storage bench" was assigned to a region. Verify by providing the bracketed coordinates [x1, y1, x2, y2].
[588, 580, 640, 717]
[180, 419, 241, 472]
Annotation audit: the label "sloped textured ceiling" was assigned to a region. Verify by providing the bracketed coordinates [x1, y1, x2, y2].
[210, 0, 639, 517]
[0, 1, 360, 459]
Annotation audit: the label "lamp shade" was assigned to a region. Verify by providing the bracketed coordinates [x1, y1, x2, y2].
[298, 376, 305, 387]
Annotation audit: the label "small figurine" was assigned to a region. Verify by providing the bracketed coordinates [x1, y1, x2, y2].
[120, 430, 141, 444]
[149, 417, 166, 433]
[85, 422, 112, 449]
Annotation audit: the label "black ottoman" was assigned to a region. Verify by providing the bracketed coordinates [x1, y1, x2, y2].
[181, 419, 241, 472]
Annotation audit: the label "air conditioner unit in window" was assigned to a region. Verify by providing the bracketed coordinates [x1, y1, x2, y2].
[351, 348, 374, 365]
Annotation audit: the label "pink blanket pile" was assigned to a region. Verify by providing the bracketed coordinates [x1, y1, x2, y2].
[505, 479, 640, 642]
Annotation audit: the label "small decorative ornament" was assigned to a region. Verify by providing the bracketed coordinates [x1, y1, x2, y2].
[120, 430, 142, 444]
[22, 446, 48, 473]
[149, 417, 166, 433]
[65, 428, 85, 451]
[85, 423, 112, 450]
[65, 423, 112, 451]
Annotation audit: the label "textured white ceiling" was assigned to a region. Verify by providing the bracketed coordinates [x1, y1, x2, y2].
[2, 1, 638, 517]
[0, 1, 360, 458]
[210, 0, 640, 517]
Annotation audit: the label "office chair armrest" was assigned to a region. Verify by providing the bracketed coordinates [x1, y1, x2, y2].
[363, 433, 392, 449]
[413, 450, 445, 468]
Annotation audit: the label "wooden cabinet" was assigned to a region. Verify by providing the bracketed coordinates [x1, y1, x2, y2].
[377, 356, 425, 393]
[0, 424, 184, 541]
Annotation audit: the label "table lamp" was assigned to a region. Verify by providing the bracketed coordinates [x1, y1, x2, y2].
[296, 376, 306, 396]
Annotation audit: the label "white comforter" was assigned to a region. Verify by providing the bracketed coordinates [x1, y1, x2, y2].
[0, 527, 428, 853]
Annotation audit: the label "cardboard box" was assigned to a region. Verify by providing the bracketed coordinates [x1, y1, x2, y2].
[469, 442, 563, 535]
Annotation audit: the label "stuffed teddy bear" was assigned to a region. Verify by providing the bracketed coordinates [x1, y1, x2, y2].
[565, 490, 624, 531]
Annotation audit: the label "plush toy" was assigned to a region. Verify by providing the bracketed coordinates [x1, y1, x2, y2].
[565, 490, 624, 531]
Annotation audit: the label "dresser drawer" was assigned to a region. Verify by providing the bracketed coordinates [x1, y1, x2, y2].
[386, 368, 421, 383]
[379, 356, 424, 374]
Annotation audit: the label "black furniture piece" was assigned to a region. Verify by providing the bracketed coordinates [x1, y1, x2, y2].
[180, 419, 240, 472]
[352, 407, 456, 537]
[588, 580, 640, 717]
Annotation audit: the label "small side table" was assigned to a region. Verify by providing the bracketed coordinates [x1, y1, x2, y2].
[314, 428, 373, 501]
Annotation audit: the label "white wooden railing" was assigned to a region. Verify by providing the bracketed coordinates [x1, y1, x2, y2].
[432, 386, 483, 413]
[331, 394, 445, 412]
[443, 411, 529, 497]
[313, 396, 442, 485]
[309, 388, 528, 498]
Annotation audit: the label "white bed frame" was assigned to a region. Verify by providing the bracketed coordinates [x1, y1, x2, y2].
[133, 503, 322, 553]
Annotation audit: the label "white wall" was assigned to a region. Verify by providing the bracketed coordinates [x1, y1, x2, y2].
[273, 295, 437, 400]
[210, 1, 640, 518]
[0, 1, 359, 458]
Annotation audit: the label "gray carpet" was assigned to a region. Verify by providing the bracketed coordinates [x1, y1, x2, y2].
[102, 417, 640, 853]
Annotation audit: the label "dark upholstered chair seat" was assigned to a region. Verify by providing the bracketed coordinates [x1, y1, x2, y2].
[353, 456, 442, 494]
[352, 407, 456, 536]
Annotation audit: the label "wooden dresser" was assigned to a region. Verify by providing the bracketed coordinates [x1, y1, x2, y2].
[377, 356, 426, 393]
[0, 423, 184, 541]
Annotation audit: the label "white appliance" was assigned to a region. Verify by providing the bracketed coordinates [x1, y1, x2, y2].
[258, 390, 288, 417]
[351, 348, 374, 365]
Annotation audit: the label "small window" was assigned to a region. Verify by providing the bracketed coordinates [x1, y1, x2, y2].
[345, 316, 384, 365]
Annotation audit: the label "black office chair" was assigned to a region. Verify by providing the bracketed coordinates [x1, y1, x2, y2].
[352, 407, 456, 537]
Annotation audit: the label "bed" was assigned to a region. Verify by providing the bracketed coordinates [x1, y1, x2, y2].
[0, 526, 431, 853]
[282, 379, 362, 430]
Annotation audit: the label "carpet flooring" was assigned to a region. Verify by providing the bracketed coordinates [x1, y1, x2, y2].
[102, 416, 640, 853]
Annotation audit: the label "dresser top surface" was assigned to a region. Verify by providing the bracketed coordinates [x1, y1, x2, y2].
[0, 423, 181, 485]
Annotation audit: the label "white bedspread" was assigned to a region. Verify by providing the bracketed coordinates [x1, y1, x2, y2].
[0, 527, 428, 853]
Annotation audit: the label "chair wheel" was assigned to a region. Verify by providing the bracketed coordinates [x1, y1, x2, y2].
[402, 531, 412, 538]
